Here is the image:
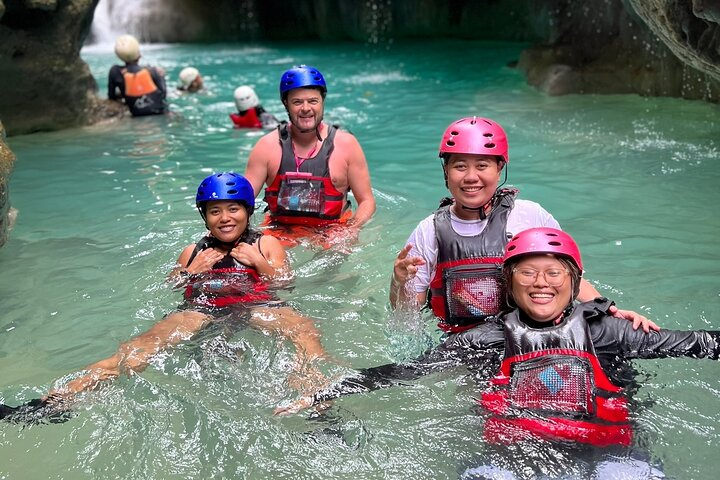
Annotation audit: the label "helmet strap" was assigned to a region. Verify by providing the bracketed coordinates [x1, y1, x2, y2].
[497, 163, 508, 189]
[459, 202, 490, 220]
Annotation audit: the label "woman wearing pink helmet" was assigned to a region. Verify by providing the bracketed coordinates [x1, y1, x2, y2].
[391, 116, 655, 334]
[279, 228, 720, 478]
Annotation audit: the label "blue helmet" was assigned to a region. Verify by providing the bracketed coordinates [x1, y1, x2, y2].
[196, 172, 255, 219]
[279, 65, 326, 101]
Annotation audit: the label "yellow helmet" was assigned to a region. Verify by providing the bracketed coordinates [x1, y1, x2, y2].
[114, 34, 140, 63]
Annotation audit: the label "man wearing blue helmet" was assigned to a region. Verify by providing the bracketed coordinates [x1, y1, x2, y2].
[244, 65, 375, 249]
[0, 173, 327, 423]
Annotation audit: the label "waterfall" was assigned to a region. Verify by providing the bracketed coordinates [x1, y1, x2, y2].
[87, 0, 154, 45]
[86, 0, 261, 45]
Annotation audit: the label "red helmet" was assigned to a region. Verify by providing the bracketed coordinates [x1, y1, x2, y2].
[438, 117, 509, 163]
[503, 228, 583, 271]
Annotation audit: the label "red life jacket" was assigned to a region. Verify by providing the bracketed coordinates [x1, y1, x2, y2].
[230, 108, 262, 129]
[480, 306, 632, 447]
[264, 123, 350, 227]
[428, 189, 517, 333]
[182, 236, 272, 307]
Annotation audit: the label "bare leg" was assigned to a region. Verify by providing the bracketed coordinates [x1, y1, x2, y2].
[249, 306, 328, 394]
[52, 310, 211, 396]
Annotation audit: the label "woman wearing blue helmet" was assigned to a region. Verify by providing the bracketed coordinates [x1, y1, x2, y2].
[244, 65, 376, 249]
[0, 173, 327, 423]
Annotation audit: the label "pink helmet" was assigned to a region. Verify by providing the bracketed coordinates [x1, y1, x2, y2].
[503, 228, 583, 271]
[438, 117, 509, 163]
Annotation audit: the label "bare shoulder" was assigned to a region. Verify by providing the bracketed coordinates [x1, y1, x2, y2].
[257, 233, 283, 252]
[177, 243, 198, 265]
[332, 128, 364, 161]
[252, 129, 280, 150]
[333, 128, 360, 145]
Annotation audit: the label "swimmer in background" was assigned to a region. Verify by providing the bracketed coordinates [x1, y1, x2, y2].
[107, 34, 167, 117]
[230, 85, 279, 129]
[177, 67, 204, 93]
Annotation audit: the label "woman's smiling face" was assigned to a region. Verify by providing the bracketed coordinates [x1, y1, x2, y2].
[204, 200, 248, 243]
[509, 254, 573, 323]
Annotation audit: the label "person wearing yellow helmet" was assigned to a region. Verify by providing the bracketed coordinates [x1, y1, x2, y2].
[108, 34, 167, 116]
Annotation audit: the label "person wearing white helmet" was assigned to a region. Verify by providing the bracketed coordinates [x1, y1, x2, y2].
[230, 85, 279, 129]
[177, 67, 204, 93]
[108, 34, 167, 116]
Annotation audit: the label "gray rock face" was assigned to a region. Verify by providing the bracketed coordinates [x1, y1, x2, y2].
[0, 0, 101, 136]
[516, 0, 720, 99]
[628, 0, 719, 82]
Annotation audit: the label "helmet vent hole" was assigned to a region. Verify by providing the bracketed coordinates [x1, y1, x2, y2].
[484, 142, 496, 149]
[227, 189, 238, 195]
[483, 133, 493, 137]
[548, 241, 561, 246]
[446, 141, 456, 147]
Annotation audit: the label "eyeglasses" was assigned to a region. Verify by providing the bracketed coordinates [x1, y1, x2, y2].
[512, 267, 569, 287]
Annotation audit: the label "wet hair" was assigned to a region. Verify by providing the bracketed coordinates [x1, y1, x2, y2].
[503, 254, 581, 309]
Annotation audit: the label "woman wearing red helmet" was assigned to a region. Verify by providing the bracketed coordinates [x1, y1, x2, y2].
[391, 116, 655, 334]
[279, 228, 720, 478]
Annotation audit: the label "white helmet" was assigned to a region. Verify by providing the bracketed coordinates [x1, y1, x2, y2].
[233, 85, 259, 111]
[178, 67, 200, 88]
[114, 34, 140, 63]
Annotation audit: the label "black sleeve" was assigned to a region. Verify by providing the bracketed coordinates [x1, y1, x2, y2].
[312, 321, 504, 403]
[150, 67, 167, 98]
[107, 65, 123, 100]
[591, 315, 720, 360]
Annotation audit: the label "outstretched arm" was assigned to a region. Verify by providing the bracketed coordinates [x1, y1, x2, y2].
[274, 322, 504, 415]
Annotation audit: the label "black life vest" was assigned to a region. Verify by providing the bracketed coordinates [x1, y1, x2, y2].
[480, 301, 632, 447]
[429, 189, 517, 332]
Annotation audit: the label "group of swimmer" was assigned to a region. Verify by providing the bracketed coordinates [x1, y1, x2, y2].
[2, 32, 719, 479]
[109, 34, 279, 128]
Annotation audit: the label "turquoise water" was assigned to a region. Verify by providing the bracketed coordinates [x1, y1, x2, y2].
[1, 40, 719, 479]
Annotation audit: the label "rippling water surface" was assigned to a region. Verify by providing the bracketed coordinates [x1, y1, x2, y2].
[1, 40, 719, 479]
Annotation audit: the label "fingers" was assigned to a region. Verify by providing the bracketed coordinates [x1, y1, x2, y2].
[396, 244, 413, 260]
[610, 306, 660, 333]
[273, 396, 313, 416]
